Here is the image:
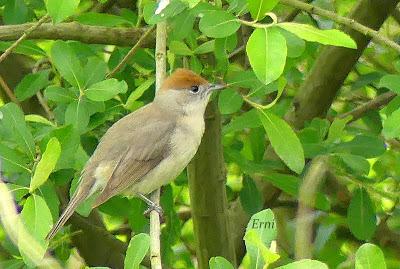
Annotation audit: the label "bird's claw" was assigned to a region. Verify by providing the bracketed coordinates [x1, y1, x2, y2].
[143, 203, 164, 221]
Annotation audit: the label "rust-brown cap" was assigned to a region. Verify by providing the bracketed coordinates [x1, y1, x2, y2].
[160, 68, 208, 91]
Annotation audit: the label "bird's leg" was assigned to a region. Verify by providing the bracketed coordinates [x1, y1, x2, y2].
[138, 193, 164, 217]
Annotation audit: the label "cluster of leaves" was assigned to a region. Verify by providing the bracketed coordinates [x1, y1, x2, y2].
[0, 0, 400, 268]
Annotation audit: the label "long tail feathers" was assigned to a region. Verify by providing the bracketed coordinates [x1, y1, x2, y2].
[45, 191, 85, 240]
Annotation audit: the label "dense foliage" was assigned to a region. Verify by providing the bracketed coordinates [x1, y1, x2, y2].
[0, 0, 399, 268]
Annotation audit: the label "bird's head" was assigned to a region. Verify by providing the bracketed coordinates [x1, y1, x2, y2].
[155, 68, 225, 115]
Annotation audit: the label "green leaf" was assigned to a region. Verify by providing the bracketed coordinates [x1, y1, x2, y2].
[169, 10, 197, 40]
[65, 100, 90, 133]
[277, 259, 329, 269]
[209, 256, 234, 269]
[83, 57, 108, 88]
[383, 108, 400, 139]
[0, 41, 46, 57]
[333, 135, 385, 158]
[15, 70, 50, 101]
[124, 233, 150, 269]
[46, 0, 80, 23]
[248, 0, 279, 21]
[25, 114, 55, 126]
[246, 28, 287, 85]
[30, 137, 61, 192]
[3, 0, 29, 24]
[218, 88, 243, 114]
[347, 188, 377, 240]
[0, 144, 30, 173]
[277, 23, 357, 49]
[244, 230, 280, 267]
[169, 41, 193, 56]
[326, 116, 352, 143]
[125, 78, 155, 110]
[51, 41, 85, 89]
[194, 40, 215, 54]
[199, 10, 241, 38]
[85, 79, 128, 101]
[19, 195, 53, 266]
[378, 74, 400, 94]
[258, 109, 304, 174]
[355, 243, 386, 269]
[76, 12, 133, 27]
[143, 0, 187, 25]
[239, 176, 263, 216]
[338, 153, 370, 175]
[44, 85, 77, 103]
[280, 29, 306, 58]
[0, 103, 35, 160]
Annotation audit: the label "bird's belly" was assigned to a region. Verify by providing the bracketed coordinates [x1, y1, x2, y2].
[126, 118, 204, 195]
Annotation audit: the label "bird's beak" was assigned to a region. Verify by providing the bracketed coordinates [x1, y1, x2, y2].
[208, 83, 226, 91]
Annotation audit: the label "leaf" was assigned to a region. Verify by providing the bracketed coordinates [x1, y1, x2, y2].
[258, 109, 304, 174]
[325, 116, 352, 143]
[209, 256, 234, 269]
[278, 23, 357, 49]
[46, 0, 81, 23]
[333, 135, 385, 158]
[244, 230, 280, 267]
[383, 108, 400, 139]
[338, 153, 370, 175]
[76, 12, 133, 27]
[169, 40, 193, 56]
[0, 41, 46, 57]
[0, 103, 35, 160]
[30, 137, 61, 192]
[246, 28, 287, 85]
[143, 0, 187, 25]
[277, 259, 329, 269]
[0, 144, 30, 173]
[194, 40, 215, 54]
[347, 188, 377, 240]
[378, 74, 400, 94]
[223, 109, 262, 134]
[239, 176, 263, 216]
[248, 0, 279, 21]
[199, 10, 241, 38]
[124, 233, 150, 269]
[355, 243, 386, 269]
[169, 10, 197, 40]
[51, 41, 85, 89]
[218, 88, 243, 114]
[65, 100, 90, 133]
[85, 79, 128, 102]
[125, 78, 155, 110]
[25, 114, 55, 126]
[3, 0, 29, 24]
[82, 57, 108, 88]
[15, 70, 50, 101]
[19, 195, 53, 266]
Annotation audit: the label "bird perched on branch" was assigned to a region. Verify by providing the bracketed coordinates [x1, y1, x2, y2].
[46, 68, 225, 240]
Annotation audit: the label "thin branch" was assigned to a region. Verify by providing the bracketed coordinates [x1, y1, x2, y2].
[282, 0, 314, 22]
[337, 91, 397, 122]
[0, 74, 20, 106]
[280, 0, 400, 53]
[0, 15, 50, 64]
[33, 59, 55, 120]
[295, 156, 329, 260]
[149, 16, 167, 269]
[0, 22, 155, 47]
[107, 25, 155, 78]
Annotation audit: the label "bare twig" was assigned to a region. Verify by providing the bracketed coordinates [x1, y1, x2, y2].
[280, 0, 400, 53]
[295, 156, 329, 260]
[0, 22, 154, 47]
[0, 74, 20, 106]
[32, 59, 55, 120]
[337, 91, 397, 122]
[149, 15, 167, 269]
[107, 25, 155, 78]
[0, 15, 50, 64]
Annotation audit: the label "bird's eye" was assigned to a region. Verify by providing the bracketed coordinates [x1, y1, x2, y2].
[190, 85, 199, 93]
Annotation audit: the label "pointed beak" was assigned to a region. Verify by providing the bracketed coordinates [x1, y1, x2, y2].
[208, 83, 226, 91]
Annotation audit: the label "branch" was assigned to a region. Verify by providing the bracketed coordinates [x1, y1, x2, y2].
[295, 156, 329, 260]
[149, 16, 167, 269]
[0, 22, 155, 47]
[107, 25, 155, 78]
[280, 0, 400, 54]
[0, 15, 50, 64]
[337, 91, 396, 122]
[0, 74, 20, 106]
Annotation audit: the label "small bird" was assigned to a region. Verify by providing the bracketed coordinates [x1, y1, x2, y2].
[46, 68, 225, 240]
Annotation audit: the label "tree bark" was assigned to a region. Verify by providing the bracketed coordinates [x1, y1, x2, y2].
[187, 101, 236, 268]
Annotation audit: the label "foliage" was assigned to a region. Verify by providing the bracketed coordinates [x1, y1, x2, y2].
[0, 0, 399, 268]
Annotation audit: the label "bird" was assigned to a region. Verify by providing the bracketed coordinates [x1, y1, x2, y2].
[46, 68, 225, 240]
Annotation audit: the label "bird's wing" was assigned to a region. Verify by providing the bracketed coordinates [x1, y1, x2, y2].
[83, 105, 176, 207]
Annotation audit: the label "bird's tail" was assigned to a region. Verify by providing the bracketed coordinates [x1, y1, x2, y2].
[45, 189, 87, 240]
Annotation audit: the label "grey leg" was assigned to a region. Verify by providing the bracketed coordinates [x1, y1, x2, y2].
[138, 193, 164, 216]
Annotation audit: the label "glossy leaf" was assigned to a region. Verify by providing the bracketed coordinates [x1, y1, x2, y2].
[30, 137, 61, 192]
[258, 109, 304, 174]
[15, 71, 50, 101]
[124, 233, 150, 269]
[379, 74, 400, 94]
[248, 0, 279, 21]
[199, 10, 240, 38]
[218, 88, 243, 114]
[46, 0, 80, 23]
[85, 79, 128, 101]
[355, 243, 386, 269]
[65, 100, 90, 133]
[383, 108, 400, 139]
[44, 86, 77, 103]
[125, 78, 155, 110]
[277, 259, 329, 269]
[239, 176, 263, 216]
[209, 256, 234, 269]
[278, 23, 357, 49]
[247, 28, 287, 84]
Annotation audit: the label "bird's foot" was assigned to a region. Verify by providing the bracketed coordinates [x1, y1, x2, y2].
[138, 193, 164, 220]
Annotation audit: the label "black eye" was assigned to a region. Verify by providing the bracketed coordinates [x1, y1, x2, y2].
[190, 85, 199, 93]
